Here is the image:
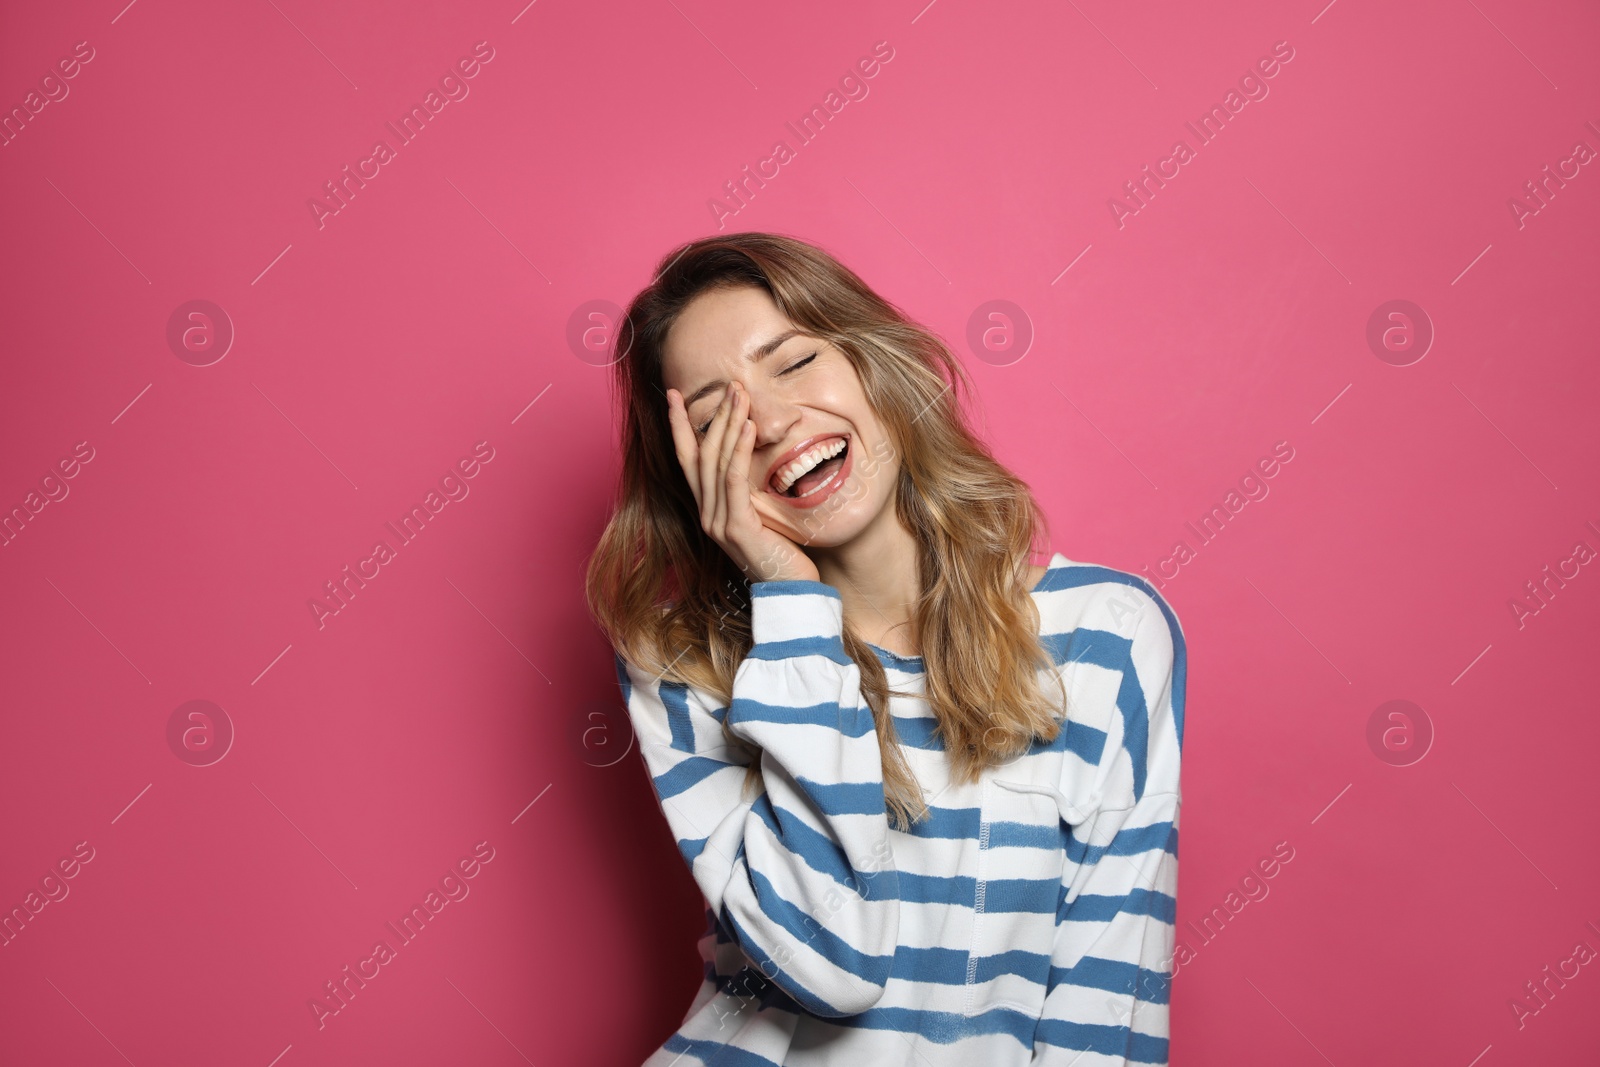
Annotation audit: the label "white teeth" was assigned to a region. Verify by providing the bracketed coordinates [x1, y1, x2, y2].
[775, 438, 847, 493]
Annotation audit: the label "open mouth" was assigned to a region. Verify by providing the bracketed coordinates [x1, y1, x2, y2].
[772, 436, 850, 500]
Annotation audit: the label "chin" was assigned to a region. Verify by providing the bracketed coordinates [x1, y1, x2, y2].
[766, 496, 886, 551]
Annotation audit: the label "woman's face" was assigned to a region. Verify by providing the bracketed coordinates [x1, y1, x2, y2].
[658, 284, 901, 551]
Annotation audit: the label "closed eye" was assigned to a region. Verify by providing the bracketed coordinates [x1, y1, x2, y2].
[694, 351, 819, 435]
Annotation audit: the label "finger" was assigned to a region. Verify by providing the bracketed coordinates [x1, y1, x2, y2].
[717, 384, 748, 492]
[724, 419, 760, 576]
[663, 389, 702, 509]
[709, 386, 737, 538]
[726, 415, 757, 532]
[699, 384, 735, 530]
[714, 384, 750, 536]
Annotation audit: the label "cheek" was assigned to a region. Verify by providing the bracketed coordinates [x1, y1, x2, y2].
[851, 426, 899, 488]
[805, 361, 866, 411]
[850, 455, 896, 510]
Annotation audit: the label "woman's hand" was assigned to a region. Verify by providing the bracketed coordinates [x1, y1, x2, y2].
[666, 380, 821, 585]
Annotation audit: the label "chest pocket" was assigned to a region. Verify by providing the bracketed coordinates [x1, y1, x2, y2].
[965, 774, 1100, 1022]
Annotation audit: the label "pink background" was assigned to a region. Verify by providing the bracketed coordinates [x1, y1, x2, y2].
[2, 0, 1598, 1063]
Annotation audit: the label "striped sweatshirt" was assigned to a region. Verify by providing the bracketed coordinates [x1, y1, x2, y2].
[614, 551, 1187, 1066]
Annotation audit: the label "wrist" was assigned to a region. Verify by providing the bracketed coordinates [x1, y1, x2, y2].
[749, 579, 845, 646]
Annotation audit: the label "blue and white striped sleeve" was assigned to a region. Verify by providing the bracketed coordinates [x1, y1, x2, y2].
[615, 578, 901, 1018]
[1034, 589, 1185, 1066]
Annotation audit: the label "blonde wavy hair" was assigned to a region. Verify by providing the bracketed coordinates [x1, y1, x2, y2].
[583, 232, 1068, 829]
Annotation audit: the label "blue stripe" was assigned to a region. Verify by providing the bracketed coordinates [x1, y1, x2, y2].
[983, 876, 1060, 913]
[678, 836, 709, 864]
[896, 872, 974, 906]
[750, 580, 840, 601]
[1034, 563, 1148, 597]
[660, 680, 696, 753]
[1067, 818, 1178, 868]
[1038, 625, 1124, 673]
[1116, 648, 1153, 803]
[891, 872, 1058, 913]
[716, 886, 890, 1020]
[891, 714, 941, 749]
[1049, 954, 1172, 1004]
[740, 868, 894, 988]
[900, 805, 981, 839]
[888, 945, 1053, 987]
[973, 947, 1052, 985]
[728, 696, 875, 737]
[745, 634, 851, 665]
[1041, 620, 1161, 801]
[889, 944, 969, 984]
[717, 904, 841, 1018]
[1036, 565, 1187, 751]
[988, 818, 1066, 850]
[703, 964, 807, 1015]
[1061, 719, 1107, 763]
[889, 946, 1078, 989]
[795, 778, 887, 817]
[1026, 717, 1108, 764]
[748, 794, 896, 901]
[652, 755, 732, 799]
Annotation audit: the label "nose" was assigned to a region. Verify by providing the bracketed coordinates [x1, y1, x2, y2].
[742, 377, 798, 452]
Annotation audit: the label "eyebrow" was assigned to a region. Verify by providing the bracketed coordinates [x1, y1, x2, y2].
[681, 330, 804, 410]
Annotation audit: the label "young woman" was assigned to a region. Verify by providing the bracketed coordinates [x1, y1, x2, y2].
[585, 233, 1187, 1066]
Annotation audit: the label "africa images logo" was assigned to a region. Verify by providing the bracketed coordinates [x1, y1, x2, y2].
[307, 41, 497, 230]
